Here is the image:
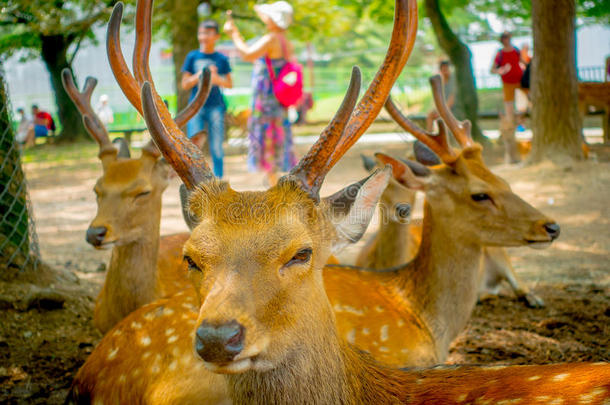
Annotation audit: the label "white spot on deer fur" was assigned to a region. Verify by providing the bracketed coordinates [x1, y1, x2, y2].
[362, 328, 370, 336]
[118, 374, 126, 384]
[112, 329, 122, 337]
[379, 346, 390, 353]
[165, 328, 175, 336]
[548, 399, 563, 405]
[107, 347, 119, 360]
[132, 368, 141, 378]
[374, 305, 384, 313]
[131, 321, 142, 329]
[142, 351, 151, 359]
[401, 349, 409, 354]
[169, 360, 178, 371]
[333, 304, 365, 316]
[163, 307, 174, 316]
[457, 394, 467, 402]
[535, 396, 551, 402]
[416, 379, 424, 385]
[579, 387, 606, 403]
[144, 312, 155, 321]
[167, 335, 178, 344]
[140, 336, 151, 346]
[346, 329, 356, 344]
[380, 325, 389, 342]
[397, 319, 405, 327]
[527, 375, 541, 381]
[181, 313, 190, 320]
[497, 399, 522, 404]
[552, 373, 569, 382]
[487, 365, 507, 371]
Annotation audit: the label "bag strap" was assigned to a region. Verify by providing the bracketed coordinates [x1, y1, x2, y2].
[265, 55, 276, 82]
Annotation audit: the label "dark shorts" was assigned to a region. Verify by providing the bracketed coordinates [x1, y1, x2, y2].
[34, 125, 48, 137]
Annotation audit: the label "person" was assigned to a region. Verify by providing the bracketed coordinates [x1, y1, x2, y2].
[95, 94, 114, 128]
[181, 20, 233, 178]
[224, 1, 297, 185]
[15, 108, 30, 144]
[491, 31, 525, 163]
[426, 60, 455, 132]
[24, 105, 55, 147]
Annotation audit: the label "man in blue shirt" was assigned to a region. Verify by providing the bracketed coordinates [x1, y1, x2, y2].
[181, 20, 232, 178]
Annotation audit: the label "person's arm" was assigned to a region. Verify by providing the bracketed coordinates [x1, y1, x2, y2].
[181, 71, 201, 91]
[491, 52, 501, 74]
[224, 17, 273, 62]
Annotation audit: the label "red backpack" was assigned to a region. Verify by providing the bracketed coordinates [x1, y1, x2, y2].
[265, 35, 303, 108]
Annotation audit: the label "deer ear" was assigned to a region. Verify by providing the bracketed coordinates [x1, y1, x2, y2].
[375, 152, 428, 191]
[413, 140, 441, 166]
[179, 184, 199, 231]
[323, 166, 391, 253]
[361, 154, 377, 172]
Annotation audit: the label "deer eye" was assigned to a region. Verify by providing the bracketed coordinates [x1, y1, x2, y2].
[135, 190, 152, 199]
[285, 248, 312, 267]
[471, 193, 491, 202]
[184, 256, 201, 272]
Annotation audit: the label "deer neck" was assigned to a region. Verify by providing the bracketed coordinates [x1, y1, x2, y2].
[400, 201, 483, 359]
[100, 206, 162, 324]
[373, 203, 411, 268]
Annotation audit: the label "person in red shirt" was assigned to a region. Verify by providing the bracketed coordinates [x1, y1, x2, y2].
[24, 105, 55, 147]
[491, 31, 526, 163]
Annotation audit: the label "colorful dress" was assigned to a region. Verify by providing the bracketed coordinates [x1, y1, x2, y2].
[247, 57, 297, 173]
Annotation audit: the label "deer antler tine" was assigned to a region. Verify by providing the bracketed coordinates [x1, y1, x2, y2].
[107, 2, 143, 115]
[429, 74, 473, 148]
[384, 96, 456, 163]
[327, 0, 418, 168]
[288, 66, 361, 199]
[174, 68, 212, 128]
[133, 0, 154, 87]
[141, 82, 213, 189]
[61, 68, 115, 156]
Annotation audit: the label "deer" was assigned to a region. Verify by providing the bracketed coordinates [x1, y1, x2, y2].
[356, 116, 545, 309]
[61, 58, 211, 333]
[68, 1, 610, 404]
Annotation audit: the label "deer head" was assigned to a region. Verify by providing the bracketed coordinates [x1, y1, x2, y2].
[62, 35, 211, 248]
[105, 0, 416, 375]
[381, 77, 560, 249]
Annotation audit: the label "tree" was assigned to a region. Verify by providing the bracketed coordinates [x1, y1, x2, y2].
[424, 0, 485, 143]
[0, 1, 120, 142]
[529, 0, 581, 162]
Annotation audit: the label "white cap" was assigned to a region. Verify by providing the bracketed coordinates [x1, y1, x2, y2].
[100, 94, 109, 103]
[254, 1, 293, 30]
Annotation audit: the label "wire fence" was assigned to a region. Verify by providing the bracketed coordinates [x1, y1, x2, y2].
[0, 63, 40, 275]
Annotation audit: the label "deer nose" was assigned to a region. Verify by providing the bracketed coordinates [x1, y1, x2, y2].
[543, 222, 560, 240]
[86, 227, 107, 246]
[195, 320, 245, 363]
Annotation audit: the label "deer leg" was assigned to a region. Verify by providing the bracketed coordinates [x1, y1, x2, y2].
[480, 247, 544, 308]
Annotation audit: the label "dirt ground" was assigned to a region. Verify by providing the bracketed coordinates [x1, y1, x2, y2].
[1, 139, 609, 403]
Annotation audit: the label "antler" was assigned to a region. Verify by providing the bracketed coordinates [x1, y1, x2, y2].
[61, 69, 117, 160]
[429, 74, 473, 148]
[108, 0, 213, 188]
[289, 0, 418, 198]
[384, 96, 456, 163]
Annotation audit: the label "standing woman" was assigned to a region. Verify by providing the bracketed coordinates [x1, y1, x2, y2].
[224, 2, 297, 184]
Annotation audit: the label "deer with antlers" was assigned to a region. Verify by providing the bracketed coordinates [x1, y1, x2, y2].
[355, 110, 545, 309]
[61, 59, 210, 332]
[68, 0, 610, 403]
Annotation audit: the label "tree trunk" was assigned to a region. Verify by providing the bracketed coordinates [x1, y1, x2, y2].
[530, 0, 582, 162]
[424, 0, 486, 144]
[40, 35, 89, 143]
[169, 1, 200, 118]
[0, 64, 34, 273]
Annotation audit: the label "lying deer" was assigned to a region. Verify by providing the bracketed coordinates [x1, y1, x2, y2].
[61, 63, 210, 332]
[356, 137, 545, 308]
[68, 1, 610, 404]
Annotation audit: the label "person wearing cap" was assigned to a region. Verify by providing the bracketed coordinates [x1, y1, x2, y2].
[181, 20, 233, 178]
[224, 1, 297, 185]
[491, 31, 527, 164]
[95, 94, 114, 128]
